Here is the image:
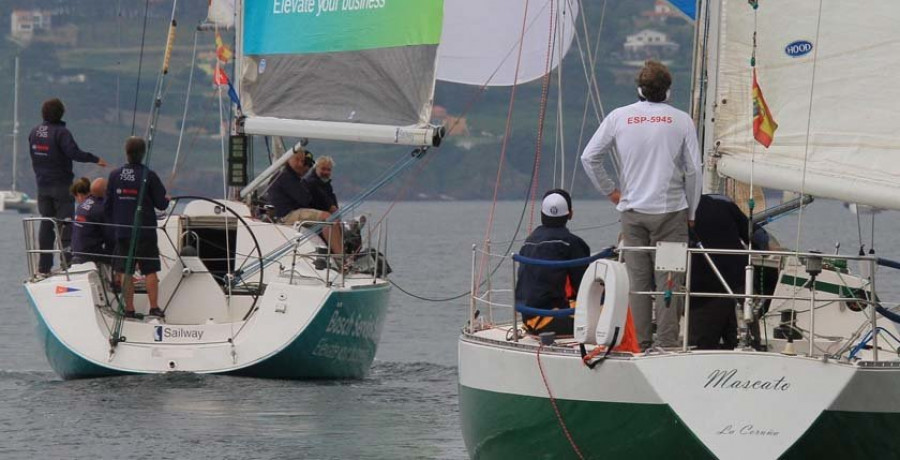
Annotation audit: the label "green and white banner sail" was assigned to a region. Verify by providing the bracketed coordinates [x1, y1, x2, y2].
[240, 0, 443, 127]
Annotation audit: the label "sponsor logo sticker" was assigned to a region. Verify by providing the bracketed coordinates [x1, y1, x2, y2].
[785, 40, 813, 57]
[154, 326, 163, 342]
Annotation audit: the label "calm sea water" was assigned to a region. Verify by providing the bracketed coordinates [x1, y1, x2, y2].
[0, 199, 898, 459]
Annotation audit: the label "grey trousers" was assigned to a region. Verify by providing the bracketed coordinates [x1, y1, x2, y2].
[621, 209, 689, 349]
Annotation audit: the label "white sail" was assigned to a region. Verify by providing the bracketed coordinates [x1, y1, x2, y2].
[207, 0, 235, 27]
[711, 0, 900, 210]
[237, 0, 443, 146]
[436, 0, 578, 86]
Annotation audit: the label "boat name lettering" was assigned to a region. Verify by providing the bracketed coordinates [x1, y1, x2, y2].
[717, 424, 780, 437]
[704, 369, 790, 391]
[272, 0, 387, 17]
[325, 311, 379, 340]
[311, 338, 371, 364]
[785, 40, 813, 57]
[155, 327, 204, 341]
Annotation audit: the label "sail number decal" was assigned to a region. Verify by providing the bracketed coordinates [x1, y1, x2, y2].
[785, 40, 813, 58]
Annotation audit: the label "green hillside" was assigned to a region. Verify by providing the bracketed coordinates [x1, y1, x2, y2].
[0, 0, 695, 201]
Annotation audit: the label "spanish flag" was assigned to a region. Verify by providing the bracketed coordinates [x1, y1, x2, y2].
[752, 69, 778, 148]
[214, 63, 229, 86]
[215, 32, 233, 62]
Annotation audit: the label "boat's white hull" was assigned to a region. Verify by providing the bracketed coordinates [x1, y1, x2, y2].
[23, 200, 392, 380]
[459, 330, 900, 459]
[26, 268, 390, 379]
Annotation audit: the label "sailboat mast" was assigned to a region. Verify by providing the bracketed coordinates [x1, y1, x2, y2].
[12, 55, 19, 192]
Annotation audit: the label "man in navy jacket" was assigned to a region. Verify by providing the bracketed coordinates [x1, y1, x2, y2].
[29, 98, 107, 274]
[515, 189, 591, 335]
[105, 137, 169, 319]
[71, 178, 114, 265]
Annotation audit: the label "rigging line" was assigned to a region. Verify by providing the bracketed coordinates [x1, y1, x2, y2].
[566, 1, 601, 125]
[570, 0, 608, 193]
[856, 205, 864, 252]
[527, 0, 559, 233]
[793, 0, 825, 257]
[476, 0, 531, 289]
[170, 27, 199, 189]
[442, 0, 555, 140]
[392, 183, 535, 303]
[130, 0, 152, 136]
[113, 0, 180, 345]
[556, 0, 566, 188]
[580, 0, 606, 118]
[218, 84, 227, 198]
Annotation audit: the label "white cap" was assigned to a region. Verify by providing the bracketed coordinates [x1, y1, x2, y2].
[541, 193, 569, 217]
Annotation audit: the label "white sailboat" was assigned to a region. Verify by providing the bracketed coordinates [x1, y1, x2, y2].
[458, 1, 900, 458]
[22, 0, 444, 379]
[1, 55, 38, 214]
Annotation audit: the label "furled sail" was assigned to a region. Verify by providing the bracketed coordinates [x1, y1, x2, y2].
[238, 0, 444, 146]
[207, 0, 235, 27]
[712, 0, 900, 211]
[436, 0, 578, 87]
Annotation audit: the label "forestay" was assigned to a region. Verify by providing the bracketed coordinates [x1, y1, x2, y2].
[712, 0, 900, 210]
[238, 0, 443, 145]
[436, 0, 578, 86]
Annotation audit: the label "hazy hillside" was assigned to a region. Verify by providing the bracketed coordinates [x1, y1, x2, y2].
[0, 0, 695, 201]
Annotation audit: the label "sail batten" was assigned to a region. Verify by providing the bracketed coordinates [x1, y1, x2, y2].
[712, 0, 900, 210]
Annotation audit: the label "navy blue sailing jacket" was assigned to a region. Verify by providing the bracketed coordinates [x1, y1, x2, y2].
[267, 166, 313, 218]
[105, 163, 168, 241]
[72, 195, 114, 259]
[515, 225, 591, 311]
[28, 121, 100, 188]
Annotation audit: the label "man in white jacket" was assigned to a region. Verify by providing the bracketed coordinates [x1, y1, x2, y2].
[581, 60, 702, 349]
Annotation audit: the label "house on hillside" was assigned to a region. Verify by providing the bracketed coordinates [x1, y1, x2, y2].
[10, 9, 77, 46]
[10, 9, 51, 44]
[641, 0, 687, 23]
[622, 29, 679, 67]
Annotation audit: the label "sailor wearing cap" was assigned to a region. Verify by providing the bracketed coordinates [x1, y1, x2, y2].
[514, 189, 591, 336]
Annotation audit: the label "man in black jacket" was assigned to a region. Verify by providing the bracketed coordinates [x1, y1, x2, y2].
[105, 137, 169, 319]
[515, 189, 591, 335]
[689, 194, 774, 349]
[29, 98, 107, 274]
[303, 155, 338, 213]
[267, 150, 342, 256]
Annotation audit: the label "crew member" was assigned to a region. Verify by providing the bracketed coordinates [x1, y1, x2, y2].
[515, 190, 591, 336]
[29, 98, 107, 274]
[105, 137, 168, 319]
[581, 60, 702, 349]
[304, 155, 338, 213]
[71, 177, 113, 265]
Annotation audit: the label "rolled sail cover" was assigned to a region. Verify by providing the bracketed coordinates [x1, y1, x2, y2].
[240, 0, 443, 127]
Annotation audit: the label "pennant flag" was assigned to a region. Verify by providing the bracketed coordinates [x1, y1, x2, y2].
[227, 81, 242, 111]
[752, 69, 778, 148]
[214, 63, 229, 86]
[215, 32, 233, 62]
[55, 285, 81, 295]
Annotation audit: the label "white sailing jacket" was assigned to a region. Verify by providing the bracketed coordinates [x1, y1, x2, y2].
[581, 100, 702, 219]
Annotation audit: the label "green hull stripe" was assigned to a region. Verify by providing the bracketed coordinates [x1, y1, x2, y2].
[459, 385, 714, 459]
[779, 275, 864, 298]
[460, 385, 900, 458]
